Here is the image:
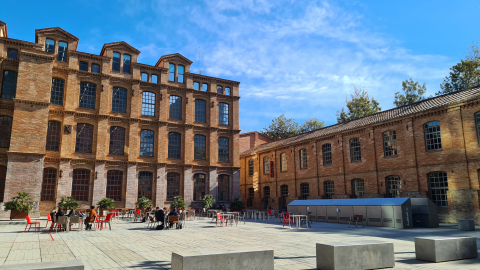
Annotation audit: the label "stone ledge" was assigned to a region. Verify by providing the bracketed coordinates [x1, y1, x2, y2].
[0, 260, 83, 270]
[415, 237, 478, 262]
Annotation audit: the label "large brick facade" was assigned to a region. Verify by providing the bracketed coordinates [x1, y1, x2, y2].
[241, 87, 480, 225]
[0, 22, 241, 217]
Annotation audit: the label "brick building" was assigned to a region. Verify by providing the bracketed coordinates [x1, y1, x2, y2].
[0, 21, 241, 217]
[240, 86, 480, 224]
[239, 131, 274, 154]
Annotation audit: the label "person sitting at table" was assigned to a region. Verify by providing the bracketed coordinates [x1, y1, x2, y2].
[84, 206, 97, 230]
[66, 208, 76, 217]
[56, 208, 65, 218]
[155, 208, 165, 225]
[167, 208, 178, 228]
[146, 205, 152, 213]
[49, 207, 58, 230]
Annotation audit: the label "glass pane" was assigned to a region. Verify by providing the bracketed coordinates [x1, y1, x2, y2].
[141, 73, 148, 82]
[106, 170, 123, 202]
[169, 96, 182, 120]
[202, 83, 208, 92]
[112, 52, 120, 72]
[194, 135, 206, 160]
[79, 61, 88, 72]
[79, 82, 96, 109]
[0, 116, 12, 148]
[45, 39, 55, 53]
[1, 70, 18, 99]
[112, 87, 127, 113]
[91, 64, 100, 74]
[169, 64, 175, 81]
[225, 87, 231, 95]
[123, 54, 131, 73]
[142, 92, 155, 116]
[168, 132, 181, 159]
[194, 82, 200, 90]
[217, 86, 223, 94]
[57, 42, 68, 62]
[219, 103, 229, 125]
[46, 121, 61, 151]
[109, 126, 125, 155]
[195, 99, 206, 122]
[178, 65, 184, 83]
[140, 130, 155, 157]
[218, 137, 229, 162]
[7, 49, 18, 60]
[151, 75, 158, 84]
[50, 78, 65, 105]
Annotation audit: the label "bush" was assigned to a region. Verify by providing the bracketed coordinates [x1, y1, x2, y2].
[97, 198, 115, 210]
[136, 197, 152, 209]
[229, 197, 245, 211]
[58, 196, 79, 210]
[3, 192, 34, 213]
[202, 194, 215, 209]
[170, 196, 187, 210]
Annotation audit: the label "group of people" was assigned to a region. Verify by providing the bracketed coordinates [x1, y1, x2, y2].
[49, 206, 98, 231]
[144, 205, 181, 229]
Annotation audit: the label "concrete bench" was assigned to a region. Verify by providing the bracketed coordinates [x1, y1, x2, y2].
[458, 220, 475, 231]
[0, 260, 83, 270]
[415, 237, 478, 262]
[316, 241, 394, 270]
[171, 250, 274, 270]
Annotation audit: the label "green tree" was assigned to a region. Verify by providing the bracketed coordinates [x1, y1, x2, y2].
[437, 43, 480, 95]
[262, 114, 299, 139]
[299, 118, 325, 133]
[394, 79, 427, 107]
[337, 87, 381, 123]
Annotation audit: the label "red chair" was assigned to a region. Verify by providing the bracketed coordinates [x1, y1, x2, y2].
[99, 214, 113, 230]
[216, 213, 227, 227]
[45, 214, 52, 228]
[282, 213, 292, 228]
[24, 216, 40, 232]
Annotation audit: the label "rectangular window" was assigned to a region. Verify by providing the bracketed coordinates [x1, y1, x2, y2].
[386, 175, 401, 198]
[202, 83, 208, 92]
[7, 49, 18, 60]
[112, 87, 127, 113]
[140, 130, 154, 157]
[41, 168, 56, 201]
[79, 82, 96, 109]
[169, 96, 182, 120]
[0, 166, 5, 202]
[45, 39, 55, 53]
[264, 186, 270, 198]
[195, 99, 206, 122]
[194, 135, 206, 160]
[142, 92, 155, 116]
[109, 126, 125, 155]
[91, 64, 100, 74]
[178, 65, 184, 83]
[218, 175, 229, 201]
[225, 87, 231, 95]
[168, 132, 181, 159]
[169, 63, 175, 81]
[138, 171, 153, 200]
[79, 61, 88, 72]
[299, 149, 307, 169]
[322, 143, 332, 165]
[263, 157, 269, 174]
[424, 121, 442, 151]
[0, 116, 12, 148]
[46, 121, 61, 151]
[219, 103, 229, 125]
[112, 52, 120, 72]
[1, 70, 17, 99]
[428, 171, 448, 207]
[218, 137, 229, 162]
[123, 54, 131, 73]
[167, 173, 180, 201]
[57, 41, 68, 62]
[383, 130, 397, 157]
[217, 86, 223, 94]
[324, 181, 334, 199]
[75, 123, 94, 153]
[50, 78, 65, 105]
[141, 73, 148, 82]
[194, 82, 200, 90]
[151, 75, 158, 83]
[72, 169, 90, 202]
[280, 153, 287, 172]
[350, 138, 362, 162]
[193, 174, 206, 201]
[248, 160, 254, 176]
[352, 179, 364, 198]
[106, 171, 123, 202]
[300, 183, 309, 200]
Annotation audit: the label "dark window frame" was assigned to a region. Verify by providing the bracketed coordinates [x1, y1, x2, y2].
[386, 175, 401, 198]
[263, 157, 269, 174]
[79, 82, 96, 110]
[168, 132, 181, 159]
[383, 130, 398, 157]
[217, 85, 223, 94]
[50, 78, 64, 105]
[202, 83, 208, 92]
[219, 103, 229, 125]
[322, 143, 332, 165]
[45, 39, 55, 53]
[193, 173, 206, 201]
[112, 52, 121, 72]
[1, 70, 18, 99]
[218, 174, 229, 202]
[7, 48, 18, 60]
[0, 166, 5, 202]
[169, 63, 175, 81]
[194, 82, 200, 90]
[138, 171, 153, 200]
[300, 183, 309, 200]
[169, 95, 182, 120]
[109, 126, 125, 155]
[178, 65, 185, 83]
[195, 99, 207, 122]
[91, 64, 100, 74]
[299, 148, 307, 169]
[0, 116, 12, 148]
[194, 134, 206, 160]
[140, 129, 154, 157]
[57, 41, 68, 62]
[79, 61, 88, 72]
[218, 137, 229, 162]
[350, 137, 362, 162]
[151, 74, 158, 83]
[225, 87, 231, 95]
[167, 172, 180, 201]
[141, 72, 148, 82]
[476, 112, 480, 144]
[280, 153, 287, 172]
[112, 87, 127, 113]
[424, 121, 442, 151]
[72, 169, 90, 202]
[106, 170, 123, 202]
[46, 121, 62, 151]
[41, 168, 57, 201]
[428, 171, 449, 207]
[248, 160, 254, 176]
[142, 92, 156, 116]
[263, 186, 270, 198]
[123, 54, 131, 73]
[75, 123, 94, 153]
[351, 178, 364, 198]
[324, 181, 334, 199]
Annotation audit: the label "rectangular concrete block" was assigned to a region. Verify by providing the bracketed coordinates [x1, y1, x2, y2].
[0, 260, 83, 270]
[316, 241, 394, 270]
[171, 250, 274, 270]
[415, 237, 478, 262]
[458, 220, 476, 231]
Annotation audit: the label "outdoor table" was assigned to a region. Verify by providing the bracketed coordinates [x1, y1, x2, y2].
[222, 213, 236, 226]
[226, 212, 239, 222]
[128, 209, 136, 218]
[290, 214, 308, 229]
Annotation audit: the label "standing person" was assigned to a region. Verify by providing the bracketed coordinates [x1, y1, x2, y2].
[84, 206, 97, 230]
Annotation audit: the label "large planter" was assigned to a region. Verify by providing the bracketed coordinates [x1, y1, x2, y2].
[10, 210, 28, 220]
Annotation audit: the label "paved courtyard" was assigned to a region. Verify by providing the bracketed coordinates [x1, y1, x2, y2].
[0, 217, 479, 270]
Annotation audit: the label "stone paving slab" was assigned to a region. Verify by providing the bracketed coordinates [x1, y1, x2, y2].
[1, 217, 480, 269]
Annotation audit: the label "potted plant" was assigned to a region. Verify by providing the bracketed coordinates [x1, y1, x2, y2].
[170, 196, 187, 210]
[136, 196, 152, 210]
[229, 197, 245, 212]
[57, 196, 79, 212]
[202, 194, 215, 210]
[3, 192, 35, 220]
[97, 198, 115, 217]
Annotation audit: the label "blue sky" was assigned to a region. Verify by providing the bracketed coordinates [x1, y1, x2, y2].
[2, 0, 480, 132]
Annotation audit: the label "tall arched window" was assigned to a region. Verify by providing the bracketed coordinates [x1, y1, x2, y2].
[72, 169, 90, 202]
[106, 170, 123, 202]
[351, 178, 364, 198]
[112, 52, 120, 72]
[178, 65, 185, 83]
[195, 99, 206, 122]
[169, 95, 182, 120]
[109, 126, 125, 155]
[46, 121, 61, 151]
[194, 135, 206, 160]
[383, 130, 397, 157]
[263, 157, 269, 174]
[168, 132, 181, 159]
[0, 116, 13, 148]
[75, 123, 94, 153]
[1, 70, 17, 99]
[386, 175, 401, 198]
[79, 82, 96, 109]
[324, 181, 334, 199]
[218, 137, 229, 162]
[193, 173, 206, 201]
[300, 183, 309, 200]
[45, 39, 55, 53]
[350, 138, 361, 162]
[142, 92, 155, 116]
[219, 103, 229, 125]
[248, 160, 254, 176]
[123, 54, 131, 73]
[424, 121, 442, 151]
[322, 143, 332, 165]
[428, 171, 448, 207]
[167, 172, 180, 201]
[112, 87, 127, 113]
[138, 171, 153, 200]
[50, 78, 64, 105]
[57, 41, 68, 62]
[169, 63, 175, 81]
[0, 166, 6, 202]
[299, 148, 307, 169]
[218, 174, 229, 201]
[280, 153, 287, 172]
[41, 168, 57, 201]
[140, 130, 154, 157]
[476, 112, 480, 144]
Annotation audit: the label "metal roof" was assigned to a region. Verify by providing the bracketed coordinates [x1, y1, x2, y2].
[288, 197, 410, 206]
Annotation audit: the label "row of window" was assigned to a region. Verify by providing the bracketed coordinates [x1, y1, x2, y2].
[250, 171, 448, 208]
[79, 62, 101, 74]
[37, 168, 230, 203]
[193, 82, 232, 95]
[46, 121, 230, 160]
[45, 39, 68, 62]
[250, 122, 449, 175]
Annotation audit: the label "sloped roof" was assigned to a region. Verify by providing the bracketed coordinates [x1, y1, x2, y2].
[155, 53, 193, 66]
[100, 41, 140, 55]
[35, 27, 79, 42]
[241, 85, 480, 156]
[288, 197, 410, 206]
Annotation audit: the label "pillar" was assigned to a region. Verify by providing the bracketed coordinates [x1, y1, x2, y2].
[156, 165, 166, 207]
[125, 164, 137, 208]
[209, 168, 218, 202]
[184, 166, 193, 206]
[92, 162, 106, 206]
